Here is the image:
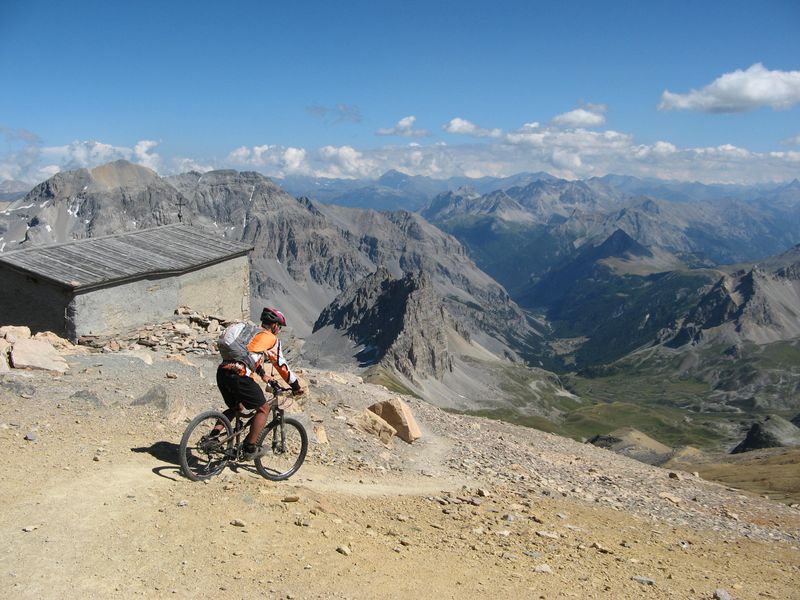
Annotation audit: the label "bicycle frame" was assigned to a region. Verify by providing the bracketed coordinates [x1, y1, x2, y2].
[221, 383, 292, 459]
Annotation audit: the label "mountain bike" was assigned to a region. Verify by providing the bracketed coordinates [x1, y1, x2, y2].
[179, 379, 308, 482]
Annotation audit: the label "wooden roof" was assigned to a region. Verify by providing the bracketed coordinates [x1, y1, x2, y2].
[0, 225, 253, 291]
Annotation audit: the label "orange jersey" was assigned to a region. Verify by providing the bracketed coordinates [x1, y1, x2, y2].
[246, 330, 297, 385]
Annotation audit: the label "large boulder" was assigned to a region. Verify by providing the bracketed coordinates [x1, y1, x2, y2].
[368, 398, 421, 444]
[33, 331, 75, 351]
[0, 325, 31, 344]
[731, 415, 800, 453]
[10, 338, 68, 374]
[355, 410, 396, 447]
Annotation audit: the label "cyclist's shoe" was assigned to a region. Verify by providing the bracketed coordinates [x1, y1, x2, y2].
[240, 445, 267, 461]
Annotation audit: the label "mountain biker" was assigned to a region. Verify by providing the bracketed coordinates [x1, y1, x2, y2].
[213, 307, 304, 460]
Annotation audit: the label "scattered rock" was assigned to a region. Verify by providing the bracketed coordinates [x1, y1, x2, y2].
[24, 432, 37, 442]
[0, 339, 12, 372]
[69, 390, 104, 407]
[10, 338, 69, 373]
[713, 589, 733, 600]
[336, 545, 351, 556]
[367, 398, 421, 444]
[230, 519, 247, 527]
[21, 525, 37, 532]
[354, 409, 396, 447]
[533, 564, 552, 574]
[658, 492, 682, 505]
[632, 576, 656, 585]
[133, 386, 168, 408]
[0, 325, 31, 343]
[313, 425, 329, 445]
[590, 542, 612, 554]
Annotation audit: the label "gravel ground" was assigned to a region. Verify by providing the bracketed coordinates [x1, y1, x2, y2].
[0, 346, 798, 599]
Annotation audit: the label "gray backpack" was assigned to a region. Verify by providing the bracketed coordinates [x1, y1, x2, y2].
[217, 322, 262, 370]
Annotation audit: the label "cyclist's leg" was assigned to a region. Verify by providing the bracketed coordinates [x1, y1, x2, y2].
[213, 367, 243, 435]
[234, 376, 268, 445]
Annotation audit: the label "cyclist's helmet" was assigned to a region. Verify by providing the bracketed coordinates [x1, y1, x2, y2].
[260, 307, 287, 327]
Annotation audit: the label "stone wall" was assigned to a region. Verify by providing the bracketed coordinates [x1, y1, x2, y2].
[1, 256, 250, 341]
[0, 266, 72, 337]
[69, 256, 250, 339]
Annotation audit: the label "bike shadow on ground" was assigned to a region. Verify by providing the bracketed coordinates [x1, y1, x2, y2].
[131, 441, 183, 481]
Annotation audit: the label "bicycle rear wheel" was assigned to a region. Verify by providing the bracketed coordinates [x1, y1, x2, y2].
[255, 417, 308, 481]
[179, 410, 234, 481]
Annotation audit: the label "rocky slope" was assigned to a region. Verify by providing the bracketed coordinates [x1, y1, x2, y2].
[0, 323, 798, 599]
[666, 258, 800, 348]
[312, 268, 454, 382]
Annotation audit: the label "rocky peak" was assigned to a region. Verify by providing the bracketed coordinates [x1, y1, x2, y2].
[313, 268, 453, 381]
[667, 261, 800, 347]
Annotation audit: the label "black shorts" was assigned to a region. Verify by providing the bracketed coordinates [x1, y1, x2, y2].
[216, 366, 266, 410]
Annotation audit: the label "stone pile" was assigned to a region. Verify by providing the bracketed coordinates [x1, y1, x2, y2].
[76, 307, 233, 356]
[0, 325, 72, 374]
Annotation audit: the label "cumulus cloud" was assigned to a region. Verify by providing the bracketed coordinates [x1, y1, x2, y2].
[376, 115, 431, 137]
[226, 145, 311, 176]
[171, 157, 215, 173]
[552, 105, 607, 128]
[443, 117, 503, 138]
[4, 112, 800, 188]
[133, 140, 161, 171]
[0, 134, 168, 184]
[316, 145, 376, 178]
[782, 133, 800, 146]
[659, 63, 800, 113]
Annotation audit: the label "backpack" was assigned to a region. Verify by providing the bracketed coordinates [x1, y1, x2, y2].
[217, 322, 262, 371]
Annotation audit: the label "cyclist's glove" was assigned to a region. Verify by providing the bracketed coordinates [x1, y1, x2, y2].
[290, 379, 303, 396]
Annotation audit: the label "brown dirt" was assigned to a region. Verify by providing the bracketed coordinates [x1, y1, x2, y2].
[0, 351, 799, 599]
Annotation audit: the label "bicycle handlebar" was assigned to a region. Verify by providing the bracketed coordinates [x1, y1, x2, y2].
[266, 379, 292, 395]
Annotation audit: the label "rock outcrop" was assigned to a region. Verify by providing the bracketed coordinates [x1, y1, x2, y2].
[314, 268, 453, 382]
[667, 261, 800, 348]
[587, 427, 673, 465]
[731, 415, 800, 454]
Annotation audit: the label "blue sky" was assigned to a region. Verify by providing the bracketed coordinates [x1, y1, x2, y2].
[1, 0, 799, 185]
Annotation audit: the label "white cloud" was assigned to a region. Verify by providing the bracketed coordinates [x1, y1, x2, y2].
[376, 115, 431, 137]
[43, 140, 132, 169]
[171, 157, 215, 173]
[659, 63, 800, 113]
[4, 112, 800, 188]
[134, 140, 161, 171]
[443, 117, 503, 138]
[782, 133, 800, 146]
[316, 145, 376, 178]
[226, 145, 311, 176]
[552, 106, 607, 128]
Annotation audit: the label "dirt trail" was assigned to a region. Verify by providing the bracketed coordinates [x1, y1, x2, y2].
[1, 353, 799, 599]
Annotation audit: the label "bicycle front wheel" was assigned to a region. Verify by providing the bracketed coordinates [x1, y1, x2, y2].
[179, 410, 234, 481]
[255, 417, 308, 481]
